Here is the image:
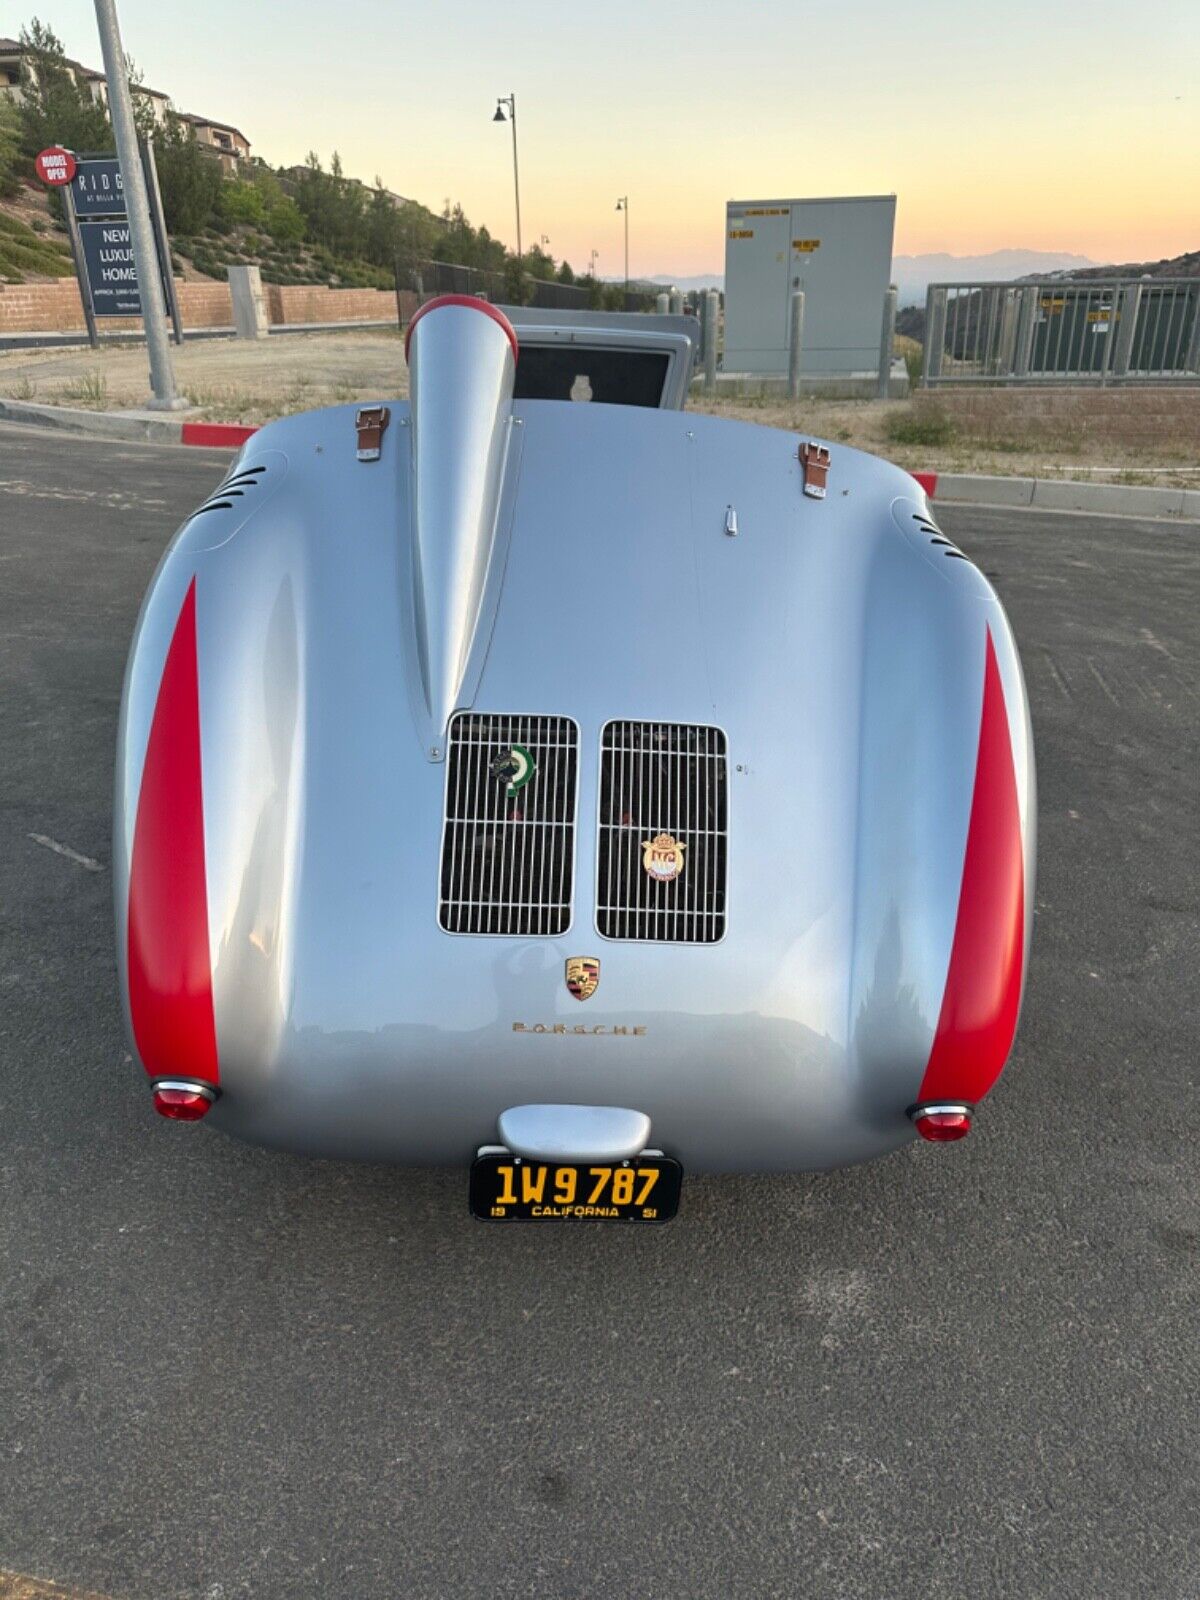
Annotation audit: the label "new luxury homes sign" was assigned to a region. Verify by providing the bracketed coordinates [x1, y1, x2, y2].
[78, 216, 142, 316]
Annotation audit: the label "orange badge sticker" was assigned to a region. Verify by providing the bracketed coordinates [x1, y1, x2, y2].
[642, 832, 686, 883]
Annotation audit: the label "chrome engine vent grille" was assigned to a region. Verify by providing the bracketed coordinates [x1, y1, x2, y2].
[439, 713, 579, 936]
[597, 721, 728, 943]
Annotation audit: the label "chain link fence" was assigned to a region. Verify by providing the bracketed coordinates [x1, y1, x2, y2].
[395, 258, 656, 314]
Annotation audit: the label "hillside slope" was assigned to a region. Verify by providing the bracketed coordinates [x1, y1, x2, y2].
[0, 182, 74, 282]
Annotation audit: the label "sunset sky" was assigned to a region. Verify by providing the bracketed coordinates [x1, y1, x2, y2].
[38, 0, 1200, 275]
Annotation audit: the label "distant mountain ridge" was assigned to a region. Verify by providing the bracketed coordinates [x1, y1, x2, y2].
[631, 248, 1198, 306]
[645, 274, 724, 293]
[891, 250, 1097, 306]
[1074, 250, 1199, 280]
[644, 254, 1101, 304]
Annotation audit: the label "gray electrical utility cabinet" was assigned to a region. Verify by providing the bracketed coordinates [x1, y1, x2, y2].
[723, 194, 897, 376]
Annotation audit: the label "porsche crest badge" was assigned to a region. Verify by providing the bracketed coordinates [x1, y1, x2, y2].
[490, 744, 536, 799]
[642, 832, 687, 883]
[565, 957, 600, 1002]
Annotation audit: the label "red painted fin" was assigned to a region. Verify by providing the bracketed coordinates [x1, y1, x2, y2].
[404, 294, 519, 361]
[127, 579, 219, 1086]
[917, 627, 1025, 1105]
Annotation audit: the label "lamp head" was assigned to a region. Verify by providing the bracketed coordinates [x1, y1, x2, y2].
[493, 104, 507, 122]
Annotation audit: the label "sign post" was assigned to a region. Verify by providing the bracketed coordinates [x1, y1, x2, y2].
[62, 181, 100, 348]
[140, 139, 184, 345]
[36, 148, 101, 350]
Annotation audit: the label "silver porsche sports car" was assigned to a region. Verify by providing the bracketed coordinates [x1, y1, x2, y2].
[115, 294, 1035, 1221]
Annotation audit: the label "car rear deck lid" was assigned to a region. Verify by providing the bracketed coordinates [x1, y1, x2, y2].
[497, 1104, 651, 1163]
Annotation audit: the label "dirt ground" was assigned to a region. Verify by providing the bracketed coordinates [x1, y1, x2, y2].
[0, 329, 406, 422]
[1, 328, 1197, 484]
[689, 386, 1200, 487]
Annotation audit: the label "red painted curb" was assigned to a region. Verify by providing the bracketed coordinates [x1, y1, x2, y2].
[180, 421, 258, 449]
[911, 471, 938, 498]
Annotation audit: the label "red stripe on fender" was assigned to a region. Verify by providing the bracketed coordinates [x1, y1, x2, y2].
[180, 421, 258, 449]
[127, 579, 219, 1086]
[917, 627, 1025, 1105]
[911, 471, 938, 497]
[404, 294, 519, 361]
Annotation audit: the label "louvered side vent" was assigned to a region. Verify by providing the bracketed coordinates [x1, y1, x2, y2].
[439, 714, 579, 936]
[597, 722, 728, 944]
[912, 509, 970, 561]
[186, 463, 269, 523]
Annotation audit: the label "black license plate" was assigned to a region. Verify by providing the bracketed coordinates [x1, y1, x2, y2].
[469, 1153, 682, 1223]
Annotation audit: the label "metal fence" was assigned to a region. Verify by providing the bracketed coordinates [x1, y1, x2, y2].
[922, 279, 1200, 385]
[395, 258, 654, 313]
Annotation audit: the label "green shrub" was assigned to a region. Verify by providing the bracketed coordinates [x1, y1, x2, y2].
[217, 180, 266, 226]
[0, 211, 75, 278]
[265, 197, 305, 244]
[884, 401, 955, 448]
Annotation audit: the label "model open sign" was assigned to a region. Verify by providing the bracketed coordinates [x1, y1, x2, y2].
[35, 146, 77, 186]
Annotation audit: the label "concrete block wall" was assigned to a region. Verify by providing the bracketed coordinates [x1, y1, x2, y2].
[266, 284, 404, 326]
[0, 280, 412, 335]
[0, 278, 233, 334]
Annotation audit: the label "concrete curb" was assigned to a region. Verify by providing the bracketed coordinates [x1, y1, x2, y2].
[0, 396, 254, 448]
[933, 472, 1200, 522]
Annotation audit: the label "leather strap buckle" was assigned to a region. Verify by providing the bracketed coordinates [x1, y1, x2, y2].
[800, 441, 831, 500]
[355, 405, 390, 462]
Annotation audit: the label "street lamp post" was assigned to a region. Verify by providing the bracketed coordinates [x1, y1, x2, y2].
[493, 94, 522, 263]
[615, 196, 629, 300]
[92, 0, 184, 408]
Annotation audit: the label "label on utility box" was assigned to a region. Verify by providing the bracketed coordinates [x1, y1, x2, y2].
[792, 238, 821, 252]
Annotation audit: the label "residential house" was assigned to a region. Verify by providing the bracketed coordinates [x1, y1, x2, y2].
[179, 113, 250, 173]
[0, 35, 172, 125]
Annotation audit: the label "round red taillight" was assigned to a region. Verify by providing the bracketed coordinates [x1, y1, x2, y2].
[152, 1082, 215, 1121]
[912, 1107, 972, 1142]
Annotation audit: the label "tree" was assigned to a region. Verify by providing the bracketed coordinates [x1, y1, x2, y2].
[17, 20, 113, 158]
[0, 94, 22, 199]
[265, 196, 304, 244]
[293, 151, 367, 259]
[151, 111, 222, 234]
[523, 242, 555, 282]
[364, 181, 400, 267]
[124, 56, 159, 141]
[217, 179, 266, 225]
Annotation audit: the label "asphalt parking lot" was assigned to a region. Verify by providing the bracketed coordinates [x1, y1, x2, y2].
[1, 420, 1197, 1600]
